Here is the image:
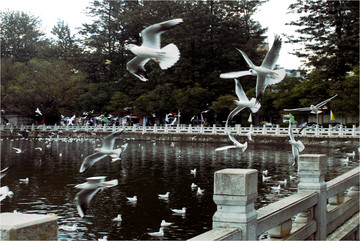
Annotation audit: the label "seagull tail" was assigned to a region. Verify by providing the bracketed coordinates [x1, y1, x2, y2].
[158, 43, 180, 70]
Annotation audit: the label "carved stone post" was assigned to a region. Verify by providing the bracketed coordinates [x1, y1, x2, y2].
[297, 154, 327, 240]
[213, 169, 258, 240]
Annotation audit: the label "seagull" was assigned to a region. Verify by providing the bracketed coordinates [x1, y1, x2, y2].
[345, 151, 355, 158]
[79, 129, 126, 172]
[246, 131, 253, 141]
[262, 174, 271, 182]
[98, 236, 108, 241]
[12, 147, 23, 153]
[75, 176, 118, 218]
[59, 224, 78, 232]
[191, 183, 198, 189]
[124, 18, 183, 82]
[161, 220, 173, 227]
[190, 168, 196, 175]
[226, 79, 261, 126]
[284, 94, 338, 125]
[0, 167, 9, 179]
[262, 170, 268, 176]
[278, 179, 287, 186]
[290, 175, 297, 181]
[35, 108, 42, 116]
[340, 157, 350, 165]
[171, 207, 186, 214]
[220, 35, 286, 102]
[148, 227, 164, 237]
[215, 132, 248, 152]
[271, 185, 281, 194]
[127, 195, 137, 203]
[35, 147, 43, 151]
[112, 214, 122, 222]
[19, 177, 29, 183]
[0, 186, 14, 202]
[288, 120, 305, 166]
[196, 187, 204, 195]
[158, 192, 170, 199]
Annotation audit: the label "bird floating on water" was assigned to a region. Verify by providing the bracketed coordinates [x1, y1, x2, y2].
[171, 207, 186, 214]
[112, 214, 122, 222]
[127, 195, 137, 203]
[158, 192, 170, 199]
[125, 18, 183, 82]
[161, 220, 173, 227]
[148, 227, 164, 237]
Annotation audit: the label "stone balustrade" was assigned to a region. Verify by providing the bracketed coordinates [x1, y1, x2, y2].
[190, 154, 360, 241]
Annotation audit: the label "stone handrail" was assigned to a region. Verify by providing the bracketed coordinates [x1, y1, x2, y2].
[2, 123, 359, 137]
[190, 154, 360, 240]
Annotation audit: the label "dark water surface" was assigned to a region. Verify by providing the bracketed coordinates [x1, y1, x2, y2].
[1, 136, 358, 240]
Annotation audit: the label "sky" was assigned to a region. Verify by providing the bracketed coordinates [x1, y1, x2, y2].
[1, 0, 304, 69]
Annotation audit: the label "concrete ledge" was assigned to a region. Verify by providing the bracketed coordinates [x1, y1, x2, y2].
[0, 212, 57, 240]
[188, 227, 241, 241]
[327, 212, 360, 241]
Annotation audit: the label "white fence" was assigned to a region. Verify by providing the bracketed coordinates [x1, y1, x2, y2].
[3, 123, 359, 138]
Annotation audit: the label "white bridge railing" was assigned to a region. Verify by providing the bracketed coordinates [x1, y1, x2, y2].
[2, 123, 359, 138]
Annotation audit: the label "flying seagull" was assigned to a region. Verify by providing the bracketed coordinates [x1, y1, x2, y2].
[0, 167, 9, 179]
[79, 129, 126, 172]
[124, 18, 183, 81]
[284, 94, 338, 126]
[288, 120, 305, 166]
[225, 79, 261, 127]
[220, 35, 286, 102]
[75, 176, 118, 218]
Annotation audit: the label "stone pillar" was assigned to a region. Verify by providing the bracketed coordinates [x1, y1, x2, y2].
[0, 212, 57, 240]
[212, 124, 216, 134]
[212, 169, 258, 240]
[188, 124, 192, 133]
[275, 124, 280, 135]
[297, 154, 327, 240]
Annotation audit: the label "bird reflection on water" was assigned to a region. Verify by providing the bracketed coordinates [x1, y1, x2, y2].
[0, 137, 357, 240]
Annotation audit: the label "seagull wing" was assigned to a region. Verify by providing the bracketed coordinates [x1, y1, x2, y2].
[80, 152, 108, 173]
[237, 49, 255, 68]
[234, 79, 249, 102]
[0, 167, 9, 179]
[126, 56, 150, 81]
[226, 106, 245, 128]
[283, 107, 311, 112]
[75, 188, 101, 218]
[102, 129, 125, 150]
[219, 70, 252, 79]
[141, 18, 183, 49]
[261, 35, 282, 69]
[228, 133, 248, 152]
[255, 74, 267, 102]
[288, 121, 295, 141]
[0, 186, 10, 202]
[215, 145, 236, 151]
[315, 94, 338, 108]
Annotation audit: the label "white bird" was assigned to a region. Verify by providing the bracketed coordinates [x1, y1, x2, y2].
[67, 115, 76, 126]
[35, 108, 42, 116]
[262, 175, 271, 182]
[196, 187, 204, 195]
[59, 224, 77, 232]
[112, 214, 122, 222]
[284, 94, 338, 125]
[278, 179, 287, 186]
[290, 175, 297, 181]
[75, 176, 118, 218]
[12, 147, 23, 153]
[220, 35, 286, 102]
[215, 132, 248, 152]
[191, 183, 198, 189]
[79, 129, 126, 172]
[190, 168, 197, 175]
[158, 192, 170, 199]
[288, 120, 305, 166]
[340, 157, 350, 165]
[171, 207, 186, 214]
[262, 170, 268, 176]
[127, 195, 137, 203]
[98, 236, 108, 241]
[0, 186, 14, 202]
[148, 227, 164, 237]
[271, 185, 281, 194]
[0, 167, 9, 179]
[161, 220, 173, 227]
[19, 177, 29, 183]
[124, 18, 183, 82]
[35, 147, 43, 151]
[246, 131, 253, 141]
[345, 151, 355, 158]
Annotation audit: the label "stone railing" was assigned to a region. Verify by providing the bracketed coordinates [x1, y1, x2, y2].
[2, 123, 360, 137]
[189, 154, 359, 240]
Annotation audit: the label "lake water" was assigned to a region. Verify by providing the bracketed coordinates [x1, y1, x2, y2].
[0, 136, 358, 240]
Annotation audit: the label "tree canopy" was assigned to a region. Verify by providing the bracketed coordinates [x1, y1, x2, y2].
[1, 0, 358, 125]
